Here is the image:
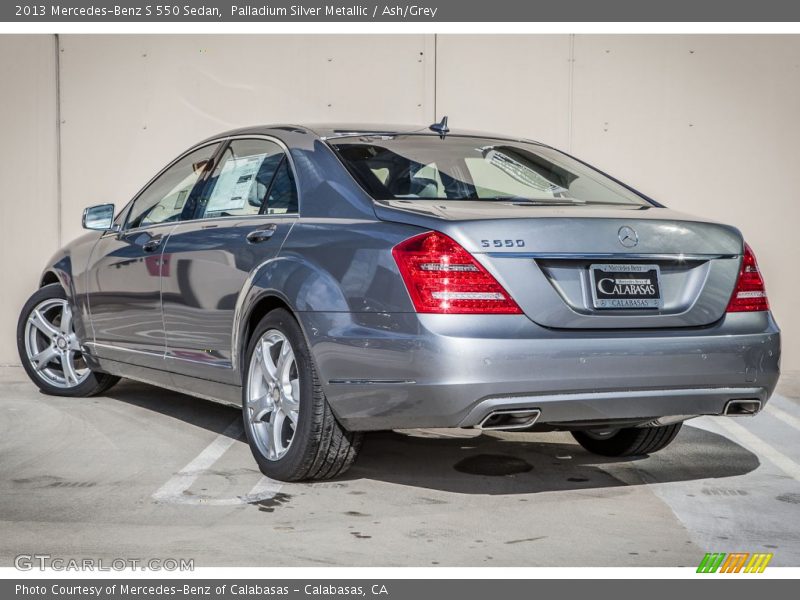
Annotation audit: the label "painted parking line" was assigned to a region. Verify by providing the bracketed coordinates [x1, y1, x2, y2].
[151, 418, 243, 502]
[152, 418, 282, 506]
[713, 417, 800, 483]
[766, 403, 800, 434]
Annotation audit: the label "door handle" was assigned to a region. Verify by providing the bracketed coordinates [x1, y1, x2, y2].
[142, 238, 162, 252]
[246, 224, 278, 244]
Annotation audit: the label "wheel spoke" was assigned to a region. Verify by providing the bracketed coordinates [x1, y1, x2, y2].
[60, 304, 74, 335]
[67, 334, 81, 351]
[249, 393, 272, 423]
[277, 344, 299, 420]
[259, 339, 278, 382]
[282, 378, 300, 420]
[31, 346, 59, 369]
[277, 344, 294, 385]
[29, 309, 59, 338]
[61, 352, 80, 386]
[262, 411, 278, 459]
[270, 409, 287, 458]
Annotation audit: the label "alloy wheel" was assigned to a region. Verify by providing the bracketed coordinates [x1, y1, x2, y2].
[24, 298, 90, 388]
[245, 329, 300, 461]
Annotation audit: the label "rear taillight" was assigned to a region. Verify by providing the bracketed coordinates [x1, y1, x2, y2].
[392, 231, 522, 314]
[726, 243, 769, 312]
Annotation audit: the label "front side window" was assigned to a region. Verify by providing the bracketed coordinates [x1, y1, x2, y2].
[125, 144, 219, 230]
[331, 135, 649, 206]
[197, 139, 298, 219]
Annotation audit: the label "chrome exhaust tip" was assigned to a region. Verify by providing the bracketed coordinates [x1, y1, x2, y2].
[478, 408, 541, 431]
[723, 399, 762, 416]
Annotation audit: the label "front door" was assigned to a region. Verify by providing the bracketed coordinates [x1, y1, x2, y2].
[85, 142, 220, 369]
[160, 138, 299, 384]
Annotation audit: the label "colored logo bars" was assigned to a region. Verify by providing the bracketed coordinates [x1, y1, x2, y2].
[697, 552, 773, 573]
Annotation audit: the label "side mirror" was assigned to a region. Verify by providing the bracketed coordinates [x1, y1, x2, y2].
[82, 204, 116, 231]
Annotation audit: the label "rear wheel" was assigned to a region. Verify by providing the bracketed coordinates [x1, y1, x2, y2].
[17, 283, 119, 397]
[571, 422, 682, 457]
[242, 308, 362, 481]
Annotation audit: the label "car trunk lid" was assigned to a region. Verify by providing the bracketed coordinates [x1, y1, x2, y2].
[375, 200, 743, 329]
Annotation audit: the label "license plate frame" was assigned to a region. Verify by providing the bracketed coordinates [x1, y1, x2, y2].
[589, 263, 663, 310]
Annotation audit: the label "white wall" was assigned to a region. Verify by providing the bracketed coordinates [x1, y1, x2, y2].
[57, 34, 436, 243]
[1, 34, 797, 370]
[568, 36, 800, 375]
[0, 35, 59, 365]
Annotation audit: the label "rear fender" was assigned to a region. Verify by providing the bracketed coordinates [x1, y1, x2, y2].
[231, 220, 424, 379]
[231, 255, 350, 379]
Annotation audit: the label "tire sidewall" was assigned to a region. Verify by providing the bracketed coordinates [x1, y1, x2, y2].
[242, 308, 317, 480]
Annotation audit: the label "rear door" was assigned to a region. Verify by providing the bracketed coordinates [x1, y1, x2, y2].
[160, 137, 299, 383]
[85, 142, 220, 368]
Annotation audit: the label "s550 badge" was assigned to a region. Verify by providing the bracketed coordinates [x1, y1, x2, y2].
[481, 239, 526, 248]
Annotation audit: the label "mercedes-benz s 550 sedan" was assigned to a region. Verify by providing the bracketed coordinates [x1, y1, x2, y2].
[17, 121, 781, 481]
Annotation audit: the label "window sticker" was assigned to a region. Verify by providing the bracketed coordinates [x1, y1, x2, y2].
[206, 153, 267, 212]
[173, 189, 188, 210]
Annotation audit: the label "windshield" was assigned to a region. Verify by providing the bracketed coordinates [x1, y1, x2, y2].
[330, 135, 649, 206]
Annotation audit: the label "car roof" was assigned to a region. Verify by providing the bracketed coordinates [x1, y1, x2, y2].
[197, 123, 544, 146]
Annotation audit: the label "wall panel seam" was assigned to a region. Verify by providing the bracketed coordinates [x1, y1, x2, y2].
[567, 33, 575, 152]
[433, 33, 438, 119]
[54, 33, 62, 248]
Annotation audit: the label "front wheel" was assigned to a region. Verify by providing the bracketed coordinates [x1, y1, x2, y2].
[242, 308, 362, 481]
[17, 283, 120, 397]
[571, 422, 682, 457]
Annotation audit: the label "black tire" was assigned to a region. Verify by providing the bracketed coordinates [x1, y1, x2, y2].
[242, 308, 362, 481]
[17, 283, 120, 397]
[571, 422, 683, 457]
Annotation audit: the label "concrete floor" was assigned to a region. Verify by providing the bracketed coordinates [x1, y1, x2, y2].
[1, 365, 799, 567]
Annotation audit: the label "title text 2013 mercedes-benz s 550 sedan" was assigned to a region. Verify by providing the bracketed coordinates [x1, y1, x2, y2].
[17, 121, 781, 481]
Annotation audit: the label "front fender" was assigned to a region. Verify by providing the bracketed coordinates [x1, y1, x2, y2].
[40, 249, 72, 296]
[36, 231, 102, 346]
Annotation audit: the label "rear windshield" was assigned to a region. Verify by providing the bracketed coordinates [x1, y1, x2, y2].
[330, 135, 649, 206]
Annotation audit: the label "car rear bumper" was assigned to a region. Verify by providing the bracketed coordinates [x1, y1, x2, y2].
[297, 311, 781, 431]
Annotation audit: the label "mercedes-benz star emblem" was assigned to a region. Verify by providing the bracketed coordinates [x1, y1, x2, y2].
[618, 226, 639, 248]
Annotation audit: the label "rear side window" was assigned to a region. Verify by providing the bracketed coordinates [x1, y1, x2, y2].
[196, 139, 298, 219]
[264, 159, 298, 215]
[331, 135, 648, 206]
